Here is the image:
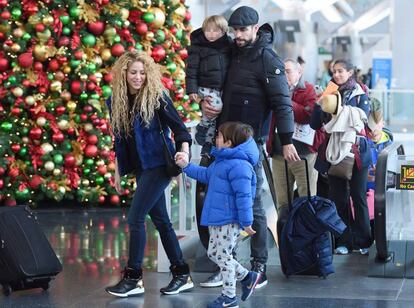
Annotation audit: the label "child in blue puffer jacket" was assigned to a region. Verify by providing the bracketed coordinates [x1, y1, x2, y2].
[175, 121, 261, 308]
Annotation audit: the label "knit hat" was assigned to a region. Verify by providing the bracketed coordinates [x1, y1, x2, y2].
[228, 6, 259, 27]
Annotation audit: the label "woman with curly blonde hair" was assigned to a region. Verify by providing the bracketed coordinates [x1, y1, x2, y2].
[105, 51, 194, 297]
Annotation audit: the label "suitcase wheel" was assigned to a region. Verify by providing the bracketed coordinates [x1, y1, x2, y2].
[2, 283, 12, 296]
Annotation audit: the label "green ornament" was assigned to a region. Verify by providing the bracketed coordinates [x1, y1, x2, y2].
[19, 147, 28, 156]
[82, 34, 96, 47]
[48, 73, 54, 80]
[95, 176, 104, 185]
[87, 63, 96, 73]
[176, 105, 184, 111]
[83, 168, 90, 175]
[101, 85, 112, 98]
[11, 62, 17, 68]
[176, 29, 183, 40]
[62, 27, 71, 35]
[183, 94, 189, 101]
[104, 135, 112, 145]
[1, 122, 12, 132]
[21, 127, 29, 135]
[115, 20, 123, 27]
[76, 189, 85, 198]
[85, 158, 94, 166]
[53, 154, 64, 164]
[16, 188, 30, 200]
[8, 76, 17, 85]
[74, 115, 81, 123]
[135, 43, 143, 50]
[62, 141, 72, 152]
[114, 36, 121, 43]
[166, 62, 177, 73]
[191, 102, 200, 111]
[91, 93, 100, 100]
[59, 15, 71, 25]
[11, 8, 22, 20]
[174, 79, 181, 86]
[120, 180, 126, 187]
[70, 59, 81, 68]
[142, 12, 155, 23]
[80, 93, 88, 100]
[69, 7, 80, 18]
[22, 33, 31, 41]
[156, 30, 165, 43]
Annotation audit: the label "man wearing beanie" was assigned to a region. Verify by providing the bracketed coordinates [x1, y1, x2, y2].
[201, 5, 299, 293]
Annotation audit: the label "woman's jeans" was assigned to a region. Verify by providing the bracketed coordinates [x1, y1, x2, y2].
[127, 167, 185, 269]
[328, 164, 372, 249]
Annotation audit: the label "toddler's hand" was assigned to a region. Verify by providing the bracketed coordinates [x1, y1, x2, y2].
[174, 152, 189, 168]
[243, 226, 256, 236]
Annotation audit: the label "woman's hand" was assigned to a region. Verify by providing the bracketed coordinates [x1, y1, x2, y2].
[175, 152, 189, 168]
[114, 158, 124, 194]
[244, 226, 256, 236]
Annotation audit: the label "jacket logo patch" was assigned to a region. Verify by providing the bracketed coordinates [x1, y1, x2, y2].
[275, 68, 281, 75]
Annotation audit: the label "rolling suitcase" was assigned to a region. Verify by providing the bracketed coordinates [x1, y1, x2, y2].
[277, 158, 340, 278]
[0, 206, 62, 296]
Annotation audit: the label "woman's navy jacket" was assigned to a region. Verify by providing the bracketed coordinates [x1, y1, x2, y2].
[106, 95, 192, 176]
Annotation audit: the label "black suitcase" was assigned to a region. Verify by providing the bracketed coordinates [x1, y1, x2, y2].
[276, 158, 335, 277]
[0, 206, 62, 296]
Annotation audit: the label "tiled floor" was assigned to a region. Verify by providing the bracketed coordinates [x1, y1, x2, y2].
[1, 209, 414, 308]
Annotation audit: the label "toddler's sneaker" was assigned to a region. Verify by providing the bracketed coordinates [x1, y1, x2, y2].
[334, 246, 349, 255]
[207, 294, 239, 308]
[240, 271, 261, 301]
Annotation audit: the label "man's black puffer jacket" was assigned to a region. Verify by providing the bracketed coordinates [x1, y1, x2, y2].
[219, 24, 293, 143]
[185, 28, 232, 95]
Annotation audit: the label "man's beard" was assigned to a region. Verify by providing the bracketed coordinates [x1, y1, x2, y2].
[235, 38, 252, 47]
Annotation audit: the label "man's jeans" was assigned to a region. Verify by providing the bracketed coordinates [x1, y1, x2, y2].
[127, 167, 185, 269]
[250, 145, 268, 264]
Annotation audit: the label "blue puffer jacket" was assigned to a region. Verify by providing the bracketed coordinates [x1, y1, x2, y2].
[184, 137, 259, 227]
[279, 196, 347, 277]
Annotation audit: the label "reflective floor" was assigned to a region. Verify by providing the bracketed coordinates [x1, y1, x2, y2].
[1, 209, 414, 308]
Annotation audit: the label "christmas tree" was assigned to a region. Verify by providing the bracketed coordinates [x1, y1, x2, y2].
[0, 0, 198, 206]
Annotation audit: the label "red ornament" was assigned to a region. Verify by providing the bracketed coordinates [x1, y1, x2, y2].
[111, 44, 125, 57]
[98, 195, 105, 203]
[100, 149, 110, 158]
[87, 21, 105, 35]
[74, 50, 84, 60]
[52, 132, 65, 143]
[179, 49, 188, 60]
[1, 10, 10, 20]
[64, 154, 76, 167]
[88, 134, 98, 145]
[162, 77, 173, 90]
[135, 22, 148, 35]
[58, 36, 70, 47]
[5, 198, 16, 207]
[80, 113, 88, 121]
[11, 144, 21, 153]
[35, 23, 46, 32]
[8, 168, 19, 178]
[22, 79, 31, 87]
[0, 0, 8, 8]
[48, 59, 60, 71]
[29, 175, 43, 189]
[86, 82, 96, 91]
[0, 58, 9, 72]
[11, 107, 21, 116]
[18, 53, 34, 68]
[184, 11, 192, 22]
[67, 127, 75, 135]
[0, 179, 3, 189]
[30, 127, 42, 139]
[110, 195, 120, 205]
[34, 62, 43, 71]
[0, 166, 5, 176]
[151, 45, 166, 62]
[84, 144, 98, 157]
[71, 81, 83, 95]
[103, 73, 113, 83]
[97, 165, 107, 175]
[56, 105, 66, 115]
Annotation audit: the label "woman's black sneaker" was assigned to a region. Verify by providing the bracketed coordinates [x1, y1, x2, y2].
[160, 264, 194, 295]
[106, 267, 144, 297]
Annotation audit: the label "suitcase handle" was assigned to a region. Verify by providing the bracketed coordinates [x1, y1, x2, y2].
[284, 157, 311, 210]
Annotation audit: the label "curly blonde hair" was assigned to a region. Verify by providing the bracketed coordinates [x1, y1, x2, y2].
[110, 50, 167, 136]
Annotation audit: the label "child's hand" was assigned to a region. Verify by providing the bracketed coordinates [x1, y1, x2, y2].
[174, 152, 189, 168]
[189, 93, 199, 102]
[243, 226, 256, 236]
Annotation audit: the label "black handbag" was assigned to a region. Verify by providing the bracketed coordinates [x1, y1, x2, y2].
[156, 111, 182, 177]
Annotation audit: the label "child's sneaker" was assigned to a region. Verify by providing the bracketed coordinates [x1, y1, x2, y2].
[240, 271, 261, 301]
[334, 246, 349, 255]
[207, 294, 239, 308]
[359, 248, 369, 255]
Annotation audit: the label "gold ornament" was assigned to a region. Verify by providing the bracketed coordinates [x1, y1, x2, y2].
[96, 159, 105, 166]
[36, 29, 52, 43]
[12, 87, 24, 97]
[82, 179, 90, 187]
[22, 137, 29, 144]
[104, 26, 117, 43]
[67, 101, 77, 111]
[58, 119, 69, 130]
[149, 7, 165, 28]
[58, 186, 66, 194]
[63, 66, 71, 74]
[120, 8, 129, 20]
[0, 24, 11, 35]
[13, 28, 24, 38]
[61, 91, 72, 101]
[145, 32, 154, 41]
[104, 172, 112, 179]
[54, 71, 65, 81]
[42, 16, 54, 26]
[173, 68, 186, 82]
[28, 14, 41, 26]
[174, 6, 186, 20]
[80, 74, 88, 82]
[25, 96, 36, 105]
[94, 72, 103, 82]
[53, 168, 61, 176]
[33, 45, 49, 61]
[84, 123, 93, 132]
[44, 161, 55, 171]
[101, 49, 112, 61]
[94, 56, 102, 67]
[123, 20, 130, 28]
[11, 43, 21, 53]
[50, 81, 62, 92]
[36, 117, 47, 126]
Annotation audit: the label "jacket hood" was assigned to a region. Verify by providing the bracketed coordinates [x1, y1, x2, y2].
[211, 137, 259, 166]
[190, 28, 232, 48]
